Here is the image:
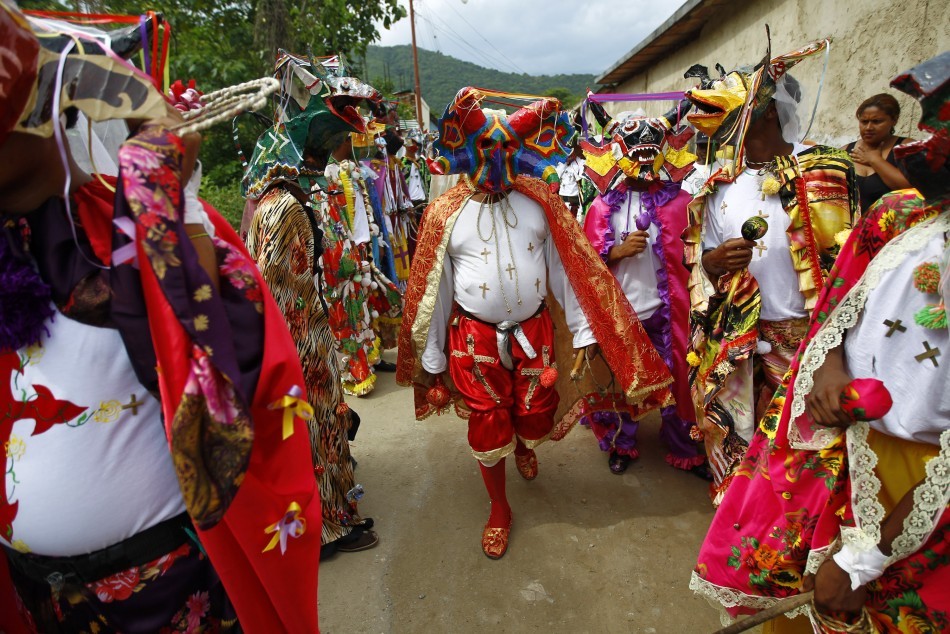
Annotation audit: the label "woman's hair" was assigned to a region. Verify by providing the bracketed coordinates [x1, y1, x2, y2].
[856, 93, 900, 120]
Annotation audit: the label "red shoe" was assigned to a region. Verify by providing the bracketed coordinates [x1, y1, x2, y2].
[514, 449, 538, 480]
[481, 519, 512, 559]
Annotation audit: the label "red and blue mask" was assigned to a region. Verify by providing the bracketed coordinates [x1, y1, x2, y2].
[433, 87, 574, 193]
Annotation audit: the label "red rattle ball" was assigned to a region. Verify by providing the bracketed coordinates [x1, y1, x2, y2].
[426, 376, 451, 410]
[839, 378, 893, 422]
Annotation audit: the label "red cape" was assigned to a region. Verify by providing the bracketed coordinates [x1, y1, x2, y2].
[396, 176, 672, 420]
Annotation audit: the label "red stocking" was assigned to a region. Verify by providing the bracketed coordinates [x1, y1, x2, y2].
[478, 459, 511, 528]
[514, 438, 530, 456]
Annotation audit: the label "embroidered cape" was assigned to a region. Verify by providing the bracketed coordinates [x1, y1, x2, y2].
[396, 176, 673, 421]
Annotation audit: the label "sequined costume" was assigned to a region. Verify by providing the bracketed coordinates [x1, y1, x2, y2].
[682, 41, 857, 503]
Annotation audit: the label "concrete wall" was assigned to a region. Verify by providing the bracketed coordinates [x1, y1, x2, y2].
[604, 0, 949, 146]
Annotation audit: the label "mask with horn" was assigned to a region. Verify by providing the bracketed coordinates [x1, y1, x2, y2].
[0, 0, 167, 147]
[432, 87, 574, 194]
[684, 33, 830, 176]
[580, 98, 696, 193]
[891, 51, 950, 202]
[242, 51, 383, 199]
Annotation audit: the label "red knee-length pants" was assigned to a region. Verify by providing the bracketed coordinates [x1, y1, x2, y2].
[448, 308, 558, 462]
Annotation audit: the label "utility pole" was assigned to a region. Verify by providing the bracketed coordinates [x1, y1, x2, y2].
[408, 0, 424, 129]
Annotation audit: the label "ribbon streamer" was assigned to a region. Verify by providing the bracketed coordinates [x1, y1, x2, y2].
[262, 502, 306, 554]
[268, 385, 314, 439]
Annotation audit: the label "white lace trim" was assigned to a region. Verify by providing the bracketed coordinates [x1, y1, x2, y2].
[805, 543, 836, 575]
[688, 571, 811, 625]
[841, 389, 950, 567]
[789, 213, 950, 451]
[887, 427, 950, 564]
[842, 423, 886, 551]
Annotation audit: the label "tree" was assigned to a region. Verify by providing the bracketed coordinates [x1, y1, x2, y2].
[543, 87, 579, 108]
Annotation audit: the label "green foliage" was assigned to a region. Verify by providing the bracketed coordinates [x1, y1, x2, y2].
[365, 45, 596, 116]
[198, 179, 246, 229]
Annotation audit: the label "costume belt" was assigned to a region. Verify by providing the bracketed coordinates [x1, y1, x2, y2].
[3, 512, 193, 591]
[457, 303, 546, 370]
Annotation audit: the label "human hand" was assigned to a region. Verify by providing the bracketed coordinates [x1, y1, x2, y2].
[610, 231, 649, 261]
[805, 346, 854, 427]
[813, 559, 868, 618]
[702, 238, 755, 276]
[849, 143, 880, 168]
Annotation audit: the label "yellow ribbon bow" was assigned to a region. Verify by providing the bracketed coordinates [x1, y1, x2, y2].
[268, 385, 314, 440]
[263, 502, 306, 554]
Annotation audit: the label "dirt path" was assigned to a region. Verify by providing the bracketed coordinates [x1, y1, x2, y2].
[317, 353, 730, 633]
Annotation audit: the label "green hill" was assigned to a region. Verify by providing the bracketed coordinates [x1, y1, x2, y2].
[364, 45, 596, 117]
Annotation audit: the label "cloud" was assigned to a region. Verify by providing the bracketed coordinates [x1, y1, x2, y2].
[375, 0, 688, 76]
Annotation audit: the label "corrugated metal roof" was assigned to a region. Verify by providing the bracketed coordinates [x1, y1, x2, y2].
[595, 0, 732, 86]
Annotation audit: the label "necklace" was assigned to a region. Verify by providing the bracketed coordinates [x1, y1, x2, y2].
[475, 193, 523, 314]
[746, 159, 781, 200]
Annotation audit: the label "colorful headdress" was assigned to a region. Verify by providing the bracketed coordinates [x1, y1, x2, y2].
[242, 52, 383, 199]
[0, 1, 166, 146]
[581, 98, 696, 191]
[432, 87, 574, 193]
[890, 51, 950, 202]
[684, 35, 830, 179]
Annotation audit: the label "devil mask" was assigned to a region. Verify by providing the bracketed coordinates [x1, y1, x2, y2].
[242, 52, 383, 199]
[891, 52, 950, 202]
[580, 99, 696, 193]
[0, 1, 166, 146]
[684, 38, 829, 145]
[432, 87, 573, 194]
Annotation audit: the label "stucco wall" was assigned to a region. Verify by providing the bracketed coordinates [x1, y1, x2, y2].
[604, 0, 949, 146]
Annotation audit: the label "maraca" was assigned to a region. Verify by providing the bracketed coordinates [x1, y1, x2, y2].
[741, 215, 769, 241]
[839, 378, 893, 422]
[635, 213, 652, 232]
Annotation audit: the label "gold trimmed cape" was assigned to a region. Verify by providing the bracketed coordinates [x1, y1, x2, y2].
[396, 176, 673, 421]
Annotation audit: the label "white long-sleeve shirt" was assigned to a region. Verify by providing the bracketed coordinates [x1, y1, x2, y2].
[421, 191, 595, 373]
[607, 189, 663, 319]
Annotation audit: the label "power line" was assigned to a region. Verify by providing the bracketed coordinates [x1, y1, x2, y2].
[438, 0, 529, 75]
[416, 0, 441, 53]
[415, 5, 520, 74]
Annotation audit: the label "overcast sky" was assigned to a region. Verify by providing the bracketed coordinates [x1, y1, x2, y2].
[375, 0, 690, 76]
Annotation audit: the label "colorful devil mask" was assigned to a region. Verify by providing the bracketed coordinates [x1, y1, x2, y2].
[0, 1, 165, 146]
[432, 87, 573, 194]
[242, 52, 382, 199]
[891, 52, 950, 202]
[580, 99, 696, 193]
[684, 38, 828, 145]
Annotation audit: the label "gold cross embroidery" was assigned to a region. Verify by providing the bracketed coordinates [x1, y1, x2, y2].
[755, 241, 767, 257]
[883, 318, 907, 337]
[480, 248, 492, 264]
[506, 263, 516, 280]
[520, 347, 554, 411]
[535, 278, 542, 293]
[915, 341, 941, 367]
[121, 394, 146, 416]
[452, 334, 501, 403]
[479, 283, 490, 298]
[527, 242, 535, 253]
